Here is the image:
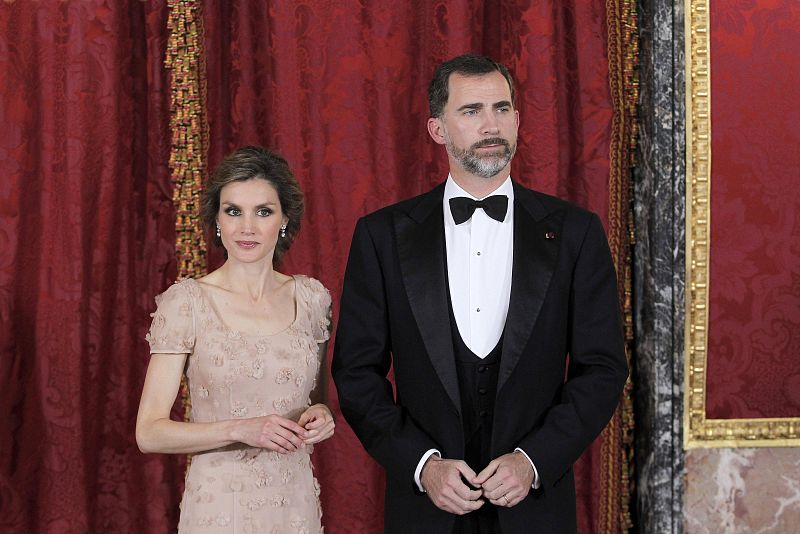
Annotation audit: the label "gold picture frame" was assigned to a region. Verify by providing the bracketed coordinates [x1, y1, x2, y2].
[684, 0, 800, 448]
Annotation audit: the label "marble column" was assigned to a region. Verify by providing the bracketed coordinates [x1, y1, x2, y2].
[633, 0, 685, 532]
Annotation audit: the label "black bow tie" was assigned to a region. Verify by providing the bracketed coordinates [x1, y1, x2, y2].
[449, 195, 509, 224]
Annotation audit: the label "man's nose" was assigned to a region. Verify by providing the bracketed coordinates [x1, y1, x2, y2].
[480, 111, 500, 134]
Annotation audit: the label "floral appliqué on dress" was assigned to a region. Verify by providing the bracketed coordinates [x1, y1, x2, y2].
[146, 276, 331, 534]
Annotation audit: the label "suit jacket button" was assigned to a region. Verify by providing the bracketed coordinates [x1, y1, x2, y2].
[478, 366, 487, 373]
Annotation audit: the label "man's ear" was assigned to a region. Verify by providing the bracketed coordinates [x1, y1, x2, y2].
[427, 117, 447, 145]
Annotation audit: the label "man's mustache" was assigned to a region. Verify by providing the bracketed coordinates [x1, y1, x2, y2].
[471, 138, 510, 150]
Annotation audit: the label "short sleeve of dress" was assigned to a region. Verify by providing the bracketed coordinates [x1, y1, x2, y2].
[304, 277, 332, 343]
[145, 280, 196, 354]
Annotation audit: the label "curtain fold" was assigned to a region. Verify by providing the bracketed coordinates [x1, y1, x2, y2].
[0, 2, 181, 532]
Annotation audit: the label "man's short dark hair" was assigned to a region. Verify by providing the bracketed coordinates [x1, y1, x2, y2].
[428, 54, 516, 118]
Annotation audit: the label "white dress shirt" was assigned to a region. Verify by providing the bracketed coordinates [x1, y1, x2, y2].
[444, 176, 514, 357]
[413, 176, 540, 492]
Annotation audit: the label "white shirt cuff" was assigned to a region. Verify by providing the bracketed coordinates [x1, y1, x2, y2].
[414, 449, 441, 492]
[514, 447, 541, 489]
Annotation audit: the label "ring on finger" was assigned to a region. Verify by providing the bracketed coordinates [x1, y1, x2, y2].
[503, 494, 510, 506]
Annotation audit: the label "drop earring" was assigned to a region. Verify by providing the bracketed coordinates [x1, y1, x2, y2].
[280, 224, 287, 238]
[216, 222, 221, 238]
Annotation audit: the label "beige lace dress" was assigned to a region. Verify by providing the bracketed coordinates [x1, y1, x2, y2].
[146, 275, 331, 534]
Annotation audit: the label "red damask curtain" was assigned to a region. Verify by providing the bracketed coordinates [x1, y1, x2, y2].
[202, 2, 631, 533]
[1, 1, 633, 533]
[0, 2, 182, 532]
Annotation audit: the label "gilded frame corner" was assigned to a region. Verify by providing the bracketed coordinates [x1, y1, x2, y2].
[683, 0, 800, 448]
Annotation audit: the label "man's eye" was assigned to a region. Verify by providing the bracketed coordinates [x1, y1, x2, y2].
[464, 109, 478, 116]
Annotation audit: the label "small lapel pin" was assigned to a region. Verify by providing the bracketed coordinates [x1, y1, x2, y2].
[545, 231, 556, 240]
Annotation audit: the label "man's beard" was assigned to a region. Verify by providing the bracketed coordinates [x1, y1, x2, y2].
[446, 137, 515, 179]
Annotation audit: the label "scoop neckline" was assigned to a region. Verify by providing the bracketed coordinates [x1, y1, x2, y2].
[188, 275, 300, 337]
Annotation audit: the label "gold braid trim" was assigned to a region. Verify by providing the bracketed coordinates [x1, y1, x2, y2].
[603, 0, 639, 531]
[165, 0, 208, 426]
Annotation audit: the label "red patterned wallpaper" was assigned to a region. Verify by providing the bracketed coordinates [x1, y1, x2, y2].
[706, 0, 800, 419]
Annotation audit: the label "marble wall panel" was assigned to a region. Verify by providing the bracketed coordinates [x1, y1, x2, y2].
[684, 448, 800, 533]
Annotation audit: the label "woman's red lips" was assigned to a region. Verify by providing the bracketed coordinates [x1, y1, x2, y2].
[235, 241, 259, 249]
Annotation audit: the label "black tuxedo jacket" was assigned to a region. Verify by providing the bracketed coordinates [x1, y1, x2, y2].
[332, 181, 628, 533]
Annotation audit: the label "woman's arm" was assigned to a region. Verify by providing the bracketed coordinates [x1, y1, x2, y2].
[135, 353, 309, 454]
[298, 340, 335, 444]
[310, 339, 330, 406]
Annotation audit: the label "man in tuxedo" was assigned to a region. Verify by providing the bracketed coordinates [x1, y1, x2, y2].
[332, 54, 628, 533]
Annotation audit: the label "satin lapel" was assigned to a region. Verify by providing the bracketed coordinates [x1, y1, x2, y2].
[394, 186, 460, 415]
[498, 186, 562, 393]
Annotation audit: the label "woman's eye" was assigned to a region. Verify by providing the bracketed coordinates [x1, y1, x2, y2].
[225, 207, 241, 216]
[257, 208, 272, 217]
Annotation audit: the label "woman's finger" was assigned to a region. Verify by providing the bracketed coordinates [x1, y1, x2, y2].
[275, 426, 306, 447]
[304, 422, 334, 444]
[274, 416, 306, 436]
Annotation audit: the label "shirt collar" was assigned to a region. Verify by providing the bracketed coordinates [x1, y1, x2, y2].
[444, 175, 514, 225]
[444, 174, 514, 201]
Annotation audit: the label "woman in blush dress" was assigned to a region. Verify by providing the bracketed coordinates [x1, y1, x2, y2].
[136, 146, 335, 534]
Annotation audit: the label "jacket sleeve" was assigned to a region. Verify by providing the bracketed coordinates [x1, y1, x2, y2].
[517, 213, 629, 487]
[332, 217, 439, 486]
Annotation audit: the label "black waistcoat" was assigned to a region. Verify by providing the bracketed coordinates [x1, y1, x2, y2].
[447, 299, 503, 471]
